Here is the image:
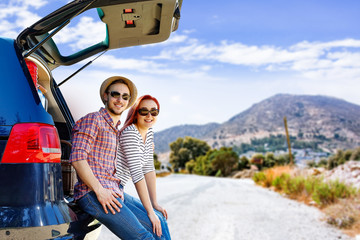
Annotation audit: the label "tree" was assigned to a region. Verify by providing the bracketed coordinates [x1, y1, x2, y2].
[182, 136, 211, 160]
[193, 155, 213, 176]
[251, 153, 264, 170]
[238, 156, 250, 170]
[274, 153, 292, 166]
[264, 152, 276, 168]
[185, 159, 196, 174]
[154, 153, 161, 170]
[210, 147, 239, 177]
[169, 136, 211, 169]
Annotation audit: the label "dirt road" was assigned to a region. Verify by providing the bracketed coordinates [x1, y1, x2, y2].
[98, 174, 353, 240]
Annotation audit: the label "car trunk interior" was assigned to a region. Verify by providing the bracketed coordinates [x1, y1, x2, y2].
[26, 55, 77, 198]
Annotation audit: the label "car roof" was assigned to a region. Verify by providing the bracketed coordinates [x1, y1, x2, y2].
[16, 0, 182, 70]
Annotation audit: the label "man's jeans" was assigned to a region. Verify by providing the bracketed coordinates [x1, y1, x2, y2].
[77, 191, 171, 240]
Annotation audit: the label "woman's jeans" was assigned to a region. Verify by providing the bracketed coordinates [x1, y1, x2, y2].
[77, 191, 171, 240]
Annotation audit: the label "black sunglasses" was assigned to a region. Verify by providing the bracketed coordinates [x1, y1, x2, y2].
[138, 108, 159, 116]
[107, 91, 130, 101]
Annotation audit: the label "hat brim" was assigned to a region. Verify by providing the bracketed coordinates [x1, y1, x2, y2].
[99, 76, 138, 110]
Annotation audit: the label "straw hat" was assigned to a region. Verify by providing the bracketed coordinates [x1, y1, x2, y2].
[99, 76, 137, 110]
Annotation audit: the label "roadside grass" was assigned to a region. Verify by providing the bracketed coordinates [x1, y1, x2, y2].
[156, 172, 172, 177]
[323, 198, 360, 237]
[253, 166, 360, 236]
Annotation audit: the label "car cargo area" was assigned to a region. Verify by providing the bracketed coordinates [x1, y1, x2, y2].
[25, 55, 77, 199]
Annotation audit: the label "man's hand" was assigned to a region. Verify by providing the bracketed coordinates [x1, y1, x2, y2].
[71, 160, 123, 214]
[95, 187, 123, 214]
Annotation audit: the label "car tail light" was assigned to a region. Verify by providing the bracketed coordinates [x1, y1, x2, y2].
[2, 123, 61, 163]
[25, 59, 38, 88]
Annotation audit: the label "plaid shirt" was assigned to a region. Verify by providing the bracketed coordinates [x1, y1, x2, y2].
[69, 107, 123, 200]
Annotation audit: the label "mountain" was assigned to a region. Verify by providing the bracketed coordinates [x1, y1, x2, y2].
[154, 123, 220, 153]
[154, 94, 360, 154]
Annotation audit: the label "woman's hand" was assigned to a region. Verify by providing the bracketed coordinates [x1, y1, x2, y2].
[148, 211, 162, 237]
[153, 204, 168, 220]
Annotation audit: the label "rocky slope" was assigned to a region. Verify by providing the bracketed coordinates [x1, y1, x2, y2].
[324, 161, 360, 189]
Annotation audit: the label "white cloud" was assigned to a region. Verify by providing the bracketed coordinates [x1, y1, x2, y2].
[158, 38, 360, 67]
[183, 29, 196, 34]
[53, 16, 106, 50]
[16, 0, 48, 8]
[0, 0, 53, 38]
[156, 33, 189, 45]
[94, 55, 166, 72]
[151, 36, 360, 81]
[92, 54, 214, 77]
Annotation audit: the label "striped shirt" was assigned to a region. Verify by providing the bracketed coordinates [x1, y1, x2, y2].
[69, 108, 123, 200]
[115, 124, 155, 187]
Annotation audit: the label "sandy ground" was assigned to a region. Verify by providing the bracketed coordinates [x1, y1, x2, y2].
[97, 174, 354, 240]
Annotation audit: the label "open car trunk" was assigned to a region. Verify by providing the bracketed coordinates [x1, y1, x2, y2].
[17, 0, 182, 70]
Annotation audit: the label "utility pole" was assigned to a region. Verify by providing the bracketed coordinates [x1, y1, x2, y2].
[283, 116, 294, 165]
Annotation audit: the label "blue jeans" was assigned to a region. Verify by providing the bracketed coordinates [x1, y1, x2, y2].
[77, 191, 171, 240]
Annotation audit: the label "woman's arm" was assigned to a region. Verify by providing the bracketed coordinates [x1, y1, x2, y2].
[134, 179, 162, 237]
[144, 171, 157, 205]
[145, 171, 168, 219]
[120, 128, 162, 236]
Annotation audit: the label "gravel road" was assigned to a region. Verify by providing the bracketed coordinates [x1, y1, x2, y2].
[98, 174, 354, 240]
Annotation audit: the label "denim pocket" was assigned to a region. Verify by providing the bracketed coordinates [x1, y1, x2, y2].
[78, 192, 102, 218]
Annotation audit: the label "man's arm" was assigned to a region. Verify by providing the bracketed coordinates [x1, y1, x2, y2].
[72, 159, 122, 214]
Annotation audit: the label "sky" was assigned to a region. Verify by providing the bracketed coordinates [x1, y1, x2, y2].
[1, 0, 360, 131]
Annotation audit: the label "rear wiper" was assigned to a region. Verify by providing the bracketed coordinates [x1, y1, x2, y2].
[57, 50, 107, 87]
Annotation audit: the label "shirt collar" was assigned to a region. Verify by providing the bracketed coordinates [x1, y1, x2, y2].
[100, 107, 121, 130]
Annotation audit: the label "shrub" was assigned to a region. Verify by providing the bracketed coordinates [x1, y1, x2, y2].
[307, 160, 316, 168]
[253, 172, 266, 184]
[350, 147, 360, 161]
[317, 158, 328, 168]
[304, 176, 322, 196]
[215, 169, 222, 177]
[331, 180, 355, 199]
[253, 165, 360, 233]
[312, 182, 334, 206]
[282, 176, 305, 197]
[311, 180, 356, 207]
[272, 173, 290, 191]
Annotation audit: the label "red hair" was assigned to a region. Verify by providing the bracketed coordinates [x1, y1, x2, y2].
[120, 95, 160, 132]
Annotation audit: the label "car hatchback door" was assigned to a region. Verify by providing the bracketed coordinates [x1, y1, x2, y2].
[17, 0, 182, 70]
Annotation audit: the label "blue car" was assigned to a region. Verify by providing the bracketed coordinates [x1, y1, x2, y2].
[0, 0, 181, 239]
